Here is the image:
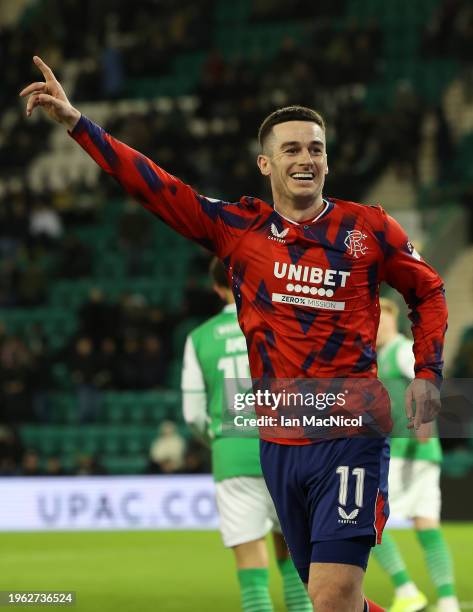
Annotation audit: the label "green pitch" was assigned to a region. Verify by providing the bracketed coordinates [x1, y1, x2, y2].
[0, 525, 472, 611]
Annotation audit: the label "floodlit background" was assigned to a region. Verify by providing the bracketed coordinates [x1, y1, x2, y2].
[0, 0, 473, 610]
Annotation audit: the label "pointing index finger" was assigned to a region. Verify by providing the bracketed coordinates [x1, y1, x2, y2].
[33, 55, 56, 81]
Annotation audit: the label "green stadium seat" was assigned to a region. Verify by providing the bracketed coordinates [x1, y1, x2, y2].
[50, 393, 77, 424]
[106, 403, 126, 424]
[35, 426, 64, 455]
[45, 426, 62, 455]
[52, 363, 71, 389]
[60, 454, 77, 473]
[103, 393, 127, 423]
[165, 360, 183, 391]
[80, 426, 105, 454]
[140, 425, 157, 449]
[123, 425, 148, 454]
[138, 392, 174, 423]
[128, 401, 148, 424]
[60, 426, 83, 455]
[95, 253, 126, 279]
[103, 454, 148, 475]
[20, 425, 40, 450]
[102, 425, 127, 454]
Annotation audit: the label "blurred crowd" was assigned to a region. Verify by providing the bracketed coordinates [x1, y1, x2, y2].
[0, 420, 210, 477]
[0, 0, 430, 198]
[423, 0, 473, 60]
[1, 0, 473, 475]
[2, 0, 470, 198]
[0, 282, 220, 422]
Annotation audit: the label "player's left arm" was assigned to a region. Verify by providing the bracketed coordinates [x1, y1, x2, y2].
[378, 209, 447, 428]
[181, 335, 210, 446]
[397, 341, 433, 439]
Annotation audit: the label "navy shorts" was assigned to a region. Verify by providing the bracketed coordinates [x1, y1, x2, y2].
[260, 437, 390, 582]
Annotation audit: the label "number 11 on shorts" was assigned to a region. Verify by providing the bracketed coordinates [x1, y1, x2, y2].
[336, 466, 365, 508]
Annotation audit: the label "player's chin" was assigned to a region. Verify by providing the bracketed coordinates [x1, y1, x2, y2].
[289, 182, 317, 197]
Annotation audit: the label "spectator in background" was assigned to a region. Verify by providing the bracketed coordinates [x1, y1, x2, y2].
[422, 0, 472, 57]
[180, 438, 210, 474]
[118, 202, 152, 275]
[68, 179, 101, 225]
[78, 288, 119, 344]
[387, 83, 424, 181]
[72, 58, 102, 103]
[21, 449, 41, 476]
[0, 426, 23, 475]
[139, 334, 166, 388]
[68, 336, 102, 422]
[95, 337, 119, 390]
[149, 421, 186, 474]
[51, 186, 75, 221]
[1, 197, 29, 256]
[0, 336, 33, 424]
[57, 234, 93, 278]
[29, 201, 63, 248]
[0, 324, 6, 357]
[16, 250, 48, 306]
[0, 257, 19, 307]
[118, 336, 141, 389]
[76, 454, 106, 475]
[348, 19, 382, 82]
[29, 338, 53, 423]
[45, 456, 66, 476]
[147, 305, 176, 360]
[100, 13, 125, 99]
[434, 105, 454, 184]
[118, 293, 150, 340]
[180, 284, 221, 319]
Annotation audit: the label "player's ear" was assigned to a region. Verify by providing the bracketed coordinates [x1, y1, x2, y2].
[213, 284, 226, 302]
[257, 154, 271, 176]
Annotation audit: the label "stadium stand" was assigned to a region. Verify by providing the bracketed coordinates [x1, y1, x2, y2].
[1, 0, 473, 478]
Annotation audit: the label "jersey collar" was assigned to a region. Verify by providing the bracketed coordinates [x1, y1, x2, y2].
[275, 198, 330, 226]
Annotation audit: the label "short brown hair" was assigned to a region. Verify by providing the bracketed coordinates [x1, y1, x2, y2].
[258, 106, 325, 151]
[209, 256, 229, 288]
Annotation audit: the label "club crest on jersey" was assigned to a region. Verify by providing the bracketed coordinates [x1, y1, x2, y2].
[344, 230, 368, 258]
[269, 224, 289, 244]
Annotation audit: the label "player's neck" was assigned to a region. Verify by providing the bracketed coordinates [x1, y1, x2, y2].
[377, 331, 399, 350]
[274, 196, 325, 224]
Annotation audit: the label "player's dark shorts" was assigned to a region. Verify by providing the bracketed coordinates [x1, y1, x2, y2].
[260, 437, 390, 582]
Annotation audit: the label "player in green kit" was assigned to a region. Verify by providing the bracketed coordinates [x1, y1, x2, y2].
[181, 257, 312, 612]
[372, 298, 460, 612]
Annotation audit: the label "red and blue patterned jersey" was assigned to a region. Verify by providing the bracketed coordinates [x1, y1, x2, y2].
[70, 116, 448, 443]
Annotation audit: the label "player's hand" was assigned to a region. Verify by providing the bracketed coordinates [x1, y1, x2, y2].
[19, 56, 81, 131]
[405, 378, 441, 430]
[414, 421, 434, 442]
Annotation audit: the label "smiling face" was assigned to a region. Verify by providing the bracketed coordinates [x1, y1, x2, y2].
[257, 120, 329, 212]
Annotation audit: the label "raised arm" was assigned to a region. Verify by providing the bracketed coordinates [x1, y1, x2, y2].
[20, 57, 253, 257]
